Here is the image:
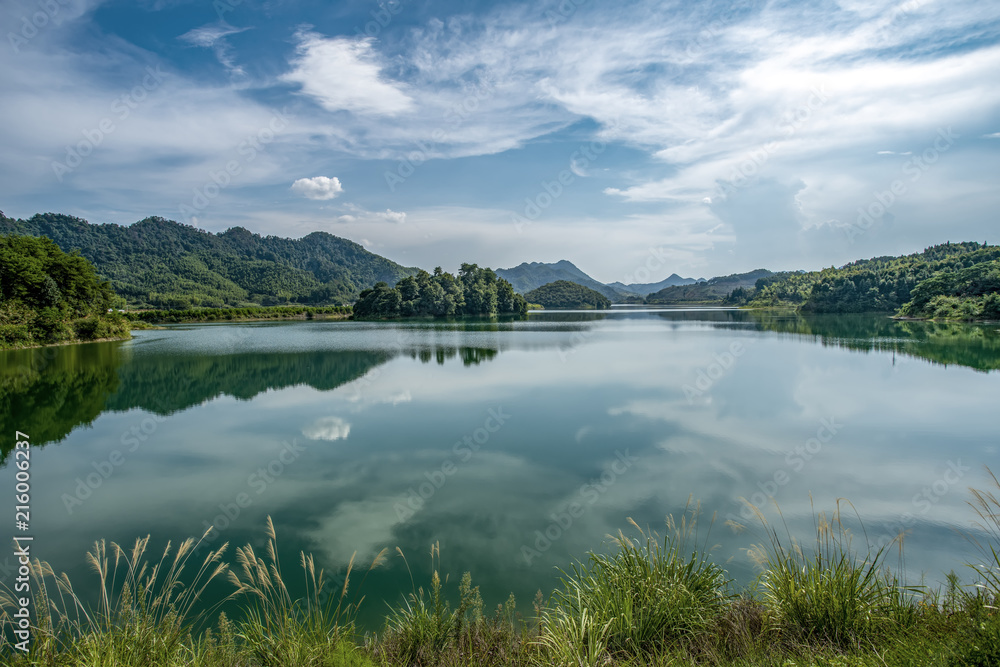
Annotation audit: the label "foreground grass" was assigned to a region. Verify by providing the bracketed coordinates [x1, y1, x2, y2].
[3, 487, 1000, 666]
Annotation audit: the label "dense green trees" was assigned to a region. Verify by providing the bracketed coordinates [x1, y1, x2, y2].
[897, 260, 1000, 320]
[124, 305, 351, 324]
[0, 213, 416, 308]
[523, 280, 611, 309]
[353, 264, 527, 319]
[0, 235, 130, 348]
[738, 242, 1000, 318]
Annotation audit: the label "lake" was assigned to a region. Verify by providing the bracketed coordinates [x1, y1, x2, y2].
[2, 308, 999, 629]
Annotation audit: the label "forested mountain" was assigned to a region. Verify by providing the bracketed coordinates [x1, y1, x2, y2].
[739, 242, 1000, 316]
[606, 274, 700, 297]
[646, 269, 773, 304]
[0, 234, 130, 348]
[352, 264, 527, 319]
[524, 280, 612, 309]
[0, 212, 417, 308]
[496, 260, 627, 301]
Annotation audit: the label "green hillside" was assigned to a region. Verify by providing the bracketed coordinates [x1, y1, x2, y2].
[524, 280, 612, 309]
[897, 259, 1000, 320]
[496, 260, 629, 301]
[742, 242, 1000, 317]
[0, 234, 131, 348]
[0, 212, 417, 308]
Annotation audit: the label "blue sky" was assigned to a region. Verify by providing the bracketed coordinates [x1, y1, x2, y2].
[2, 0, 999, 282]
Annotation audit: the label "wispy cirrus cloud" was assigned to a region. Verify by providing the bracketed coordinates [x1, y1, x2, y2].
[2, 0, 999, 278]
[179, 22, 250, 79]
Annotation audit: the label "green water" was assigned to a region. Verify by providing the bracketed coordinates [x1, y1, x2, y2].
[2, 308, 999, 629]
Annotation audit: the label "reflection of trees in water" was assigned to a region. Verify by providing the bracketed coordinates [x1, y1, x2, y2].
[0, 340, 505, 462]
[748, 311, 1000, 372]
[414, 347, 498, 366]
[106, 350, 394, 414]
[0, 343, 123, 463]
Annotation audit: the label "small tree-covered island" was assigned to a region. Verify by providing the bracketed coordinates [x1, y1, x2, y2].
[524, 280, 612, 309]
[352, 264, 527, 319]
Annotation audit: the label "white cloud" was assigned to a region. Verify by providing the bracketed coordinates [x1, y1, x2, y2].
[985, 132, 1000, 139]
[377, 209, 406, 223]
[282, 33, 413, 115]
[179, 23, 250, 78]
[337, 205, 406, 224]
[302, 416, 351, 441]
[178, 23, 246, 47]
[291, 176, 343, 200]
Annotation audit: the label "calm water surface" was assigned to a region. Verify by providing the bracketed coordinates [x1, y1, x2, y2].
[2, 308, 999, 628]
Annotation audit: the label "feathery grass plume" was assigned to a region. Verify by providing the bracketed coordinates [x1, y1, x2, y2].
[377, 542, 528, 667]
[538, 500, 731, 663]
[228, 515, 384, 666]
[380, 542, 456, 665]
[967, 466, 1000, 607]
[750, 497, 917, 646]
[1, 527, 231, 665]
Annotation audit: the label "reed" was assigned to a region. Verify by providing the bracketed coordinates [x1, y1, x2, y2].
[373, 542, 530, 667]
[0, 528, 231, 665]
[747, 499, 917, 646]
[1, 489, 998, 666]
[538, 502, 731, 664]
[226, 516, 383, 666]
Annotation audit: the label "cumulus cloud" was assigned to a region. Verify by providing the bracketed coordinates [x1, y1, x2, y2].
[291, 176, 343, 200]
[302, 416, 351, 441]
[282, 33, 413, 115]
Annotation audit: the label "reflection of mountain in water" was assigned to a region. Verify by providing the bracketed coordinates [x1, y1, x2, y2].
[105, 350, 393, 414]
[747, 311, 1000, 372]
[1, 342, 502, 462]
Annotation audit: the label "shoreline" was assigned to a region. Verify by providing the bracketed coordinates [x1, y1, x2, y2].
[0, 334, 132, 352]
[137, 312, 353, 325]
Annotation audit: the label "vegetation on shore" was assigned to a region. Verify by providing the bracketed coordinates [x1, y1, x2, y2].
[3, 480, 1000, 667]
[352, 264, 527, 319]
[0, 235, 130, 349]
[124, 305, 352, 325]
[523, 280, 612, 309]
[896, 259, 1000, 321]
[723, 242, 1000, 320]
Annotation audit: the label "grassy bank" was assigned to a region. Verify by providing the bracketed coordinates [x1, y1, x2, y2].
[0, 311, 132, 350]
[124, 305, 352, 325]
[3, 486, 999, 666]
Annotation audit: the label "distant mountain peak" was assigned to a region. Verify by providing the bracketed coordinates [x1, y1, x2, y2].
[495, 259, 698, 301]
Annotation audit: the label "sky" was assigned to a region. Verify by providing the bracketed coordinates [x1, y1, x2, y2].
[1, 0, 999, 283]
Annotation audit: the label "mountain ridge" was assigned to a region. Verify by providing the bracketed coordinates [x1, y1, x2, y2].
[0, 212, 418, 308]
[496, 260, 700, 301]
